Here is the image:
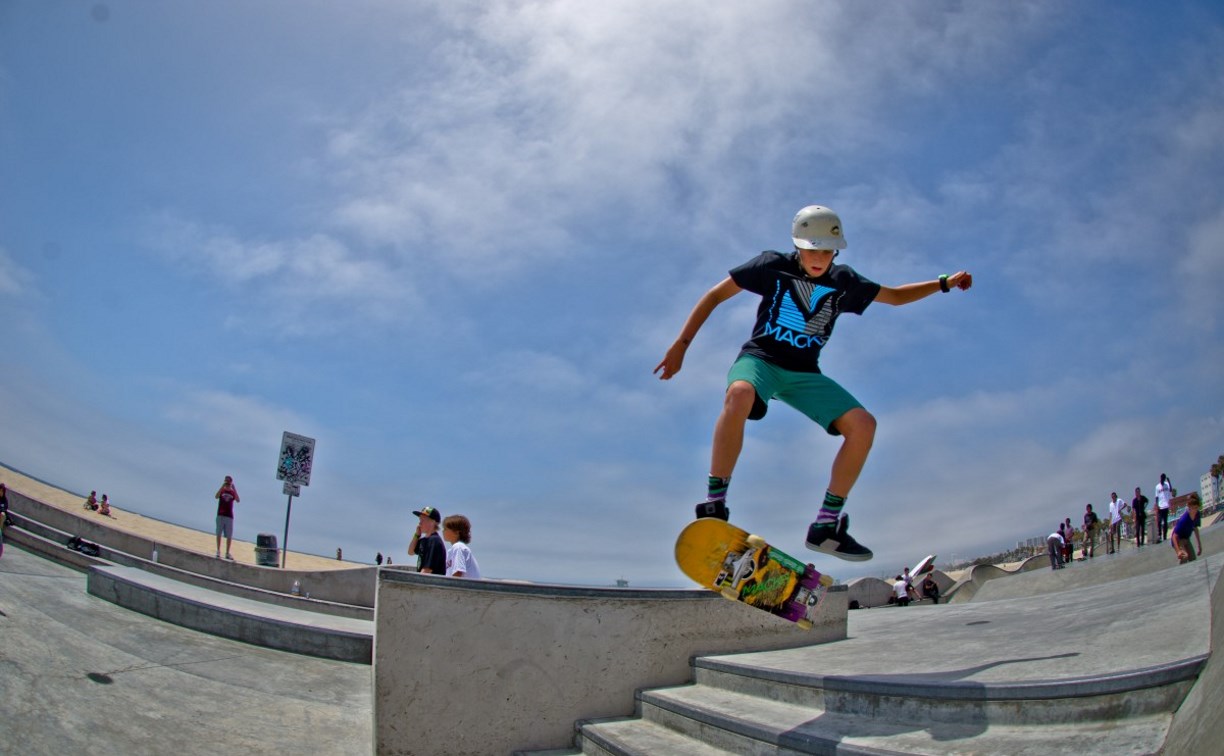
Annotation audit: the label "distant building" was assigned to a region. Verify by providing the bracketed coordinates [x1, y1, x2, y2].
[1168, 492, 1199, 519]
[1201, 473, 1220, 510]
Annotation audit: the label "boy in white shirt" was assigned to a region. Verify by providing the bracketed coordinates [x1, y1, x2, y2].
[442, 514, 482, 578]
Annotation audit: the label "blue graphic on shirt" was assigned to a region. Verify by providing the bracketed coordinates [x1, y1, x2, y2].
[762, 282, 836, 349]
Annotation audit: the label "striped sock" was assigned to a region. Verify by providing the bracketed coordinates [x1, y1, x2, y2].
[707, 475, 730, 502]
[815, 491, 846, 525]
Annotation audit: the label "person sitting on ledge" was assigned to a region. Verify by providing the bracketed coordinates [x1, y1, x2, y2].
[84, 491, 99, 511]
[97, 494, 111, 517]
[921, 574, 940, 604]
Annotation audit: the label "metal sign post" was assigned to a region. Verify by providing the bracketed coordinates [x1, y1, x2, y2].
[281, 481, 301, 568]
[275, 432, 315, 569]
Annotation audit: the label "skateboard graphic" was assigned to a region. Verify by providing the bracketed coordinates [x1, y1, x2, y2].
[675, 519, 833, 629]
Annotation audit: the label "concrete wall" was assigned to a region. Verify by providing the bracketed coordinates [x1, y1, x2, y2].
[373, 571, 847, 755]
[6, 489, 378, 606]
[1162, 552, 1224, 753]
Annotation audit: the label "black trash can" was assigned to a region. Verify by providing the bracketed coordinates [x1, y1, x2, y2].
[255, 533, 279, 567]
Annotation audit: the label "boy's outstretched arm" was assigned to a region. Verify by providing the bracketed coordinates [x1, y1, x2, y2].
[875, 271, 972, 306]
[654, 277, 742, 380]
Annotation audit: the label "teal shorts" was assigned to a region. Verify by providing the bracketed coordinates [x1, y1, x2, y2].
[727, 354, 863, 435]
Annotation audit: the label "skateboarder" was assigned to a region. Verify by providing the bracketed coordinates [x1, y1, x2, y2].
[656, 204, 972, 561]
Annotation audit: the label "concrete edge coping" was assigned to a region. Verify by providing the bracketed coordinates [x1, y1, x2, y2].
[90, 564, 372, 638]
[378, 568, 849, 601]
[5, 515, 112, 571]
[693, 654, 1211, 701]
[11, 512, 372, 619]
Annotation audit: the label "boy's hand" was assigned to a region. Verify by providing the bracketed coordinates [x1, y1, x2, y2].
[948, 271, 973, 290]
[654, 341, 687, 380]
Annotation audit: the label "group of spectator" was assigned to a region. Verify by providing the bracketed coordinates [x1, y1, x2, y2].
[1044, 473, 1205, 570]
[407, 506, 482, 578]
[82, 490, 113, 517]
[889, 565, 941, 606]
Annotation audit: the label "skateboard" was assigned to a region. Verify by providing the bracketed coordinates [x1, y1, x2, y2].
[675, 518, 833, 629]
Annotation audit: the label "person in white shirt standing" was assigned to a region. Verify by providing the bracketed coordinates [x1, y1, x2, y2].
[1154, 474, 1174, 544]
[1047, 529, 1066, 569]
[1107, 492, 1124, 554]
[442, 514, 482, 579]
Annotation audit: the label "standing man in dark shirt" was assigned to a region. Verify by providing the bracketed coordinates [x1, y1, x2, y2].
[1131, 486, 1149, 547]
[0, 482, 9, 558]
[409, 506, 446, 574]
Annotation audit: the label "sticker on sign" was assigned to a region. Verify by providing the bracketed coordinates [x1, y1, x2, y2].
[277, 432, 316, 487]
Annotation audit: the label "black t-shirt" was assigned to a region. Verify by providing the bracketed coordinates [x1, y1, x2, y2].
[414, 532, 447, 574]
[730, 251, 880, 373]
[1132, 494, 1149, 517]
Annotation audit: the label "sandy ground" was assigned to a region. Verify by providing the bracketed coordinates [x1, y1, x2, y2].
[1, 464, 353, 571]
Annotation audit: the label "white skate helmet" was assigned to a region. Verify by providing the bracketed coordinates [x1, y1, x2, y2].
[791, 205, 847, 250]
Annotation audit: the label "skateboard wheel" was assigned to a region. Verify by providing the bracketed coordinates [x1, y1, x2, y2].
[819, 574, 834, 587]
[720, 587, 739, 601]
[796, 619, 813, 630]
[746, 534, 767, 549]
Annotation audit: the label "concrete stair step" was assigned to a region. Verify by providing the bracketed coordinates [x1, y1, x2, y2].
[690, 654, 1202, 726]
[575, 717, 737, 756]
[632, 683, 1173, 755]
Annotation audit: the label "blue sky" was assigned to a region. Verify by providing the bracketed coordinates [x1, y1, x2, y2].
[1, 1, 1221, 586]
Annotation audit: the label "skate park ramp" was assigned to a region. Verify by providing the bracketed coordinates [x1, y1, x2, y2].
[543, 523, 1224, 755]
[0, 546, 371, 754]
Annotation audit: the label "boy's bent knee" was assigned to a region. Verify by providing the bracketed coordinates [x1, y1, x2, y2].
[835, 407, 876, 438]
[723, 381, 758, 416]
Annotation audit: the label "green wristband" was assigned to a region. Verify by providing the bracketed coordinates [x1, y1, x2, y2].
[939, 274, 950, 293]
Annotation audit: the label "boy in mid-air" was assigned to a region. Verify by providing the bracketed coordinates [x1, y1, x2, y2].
[655, 205, 972, 561]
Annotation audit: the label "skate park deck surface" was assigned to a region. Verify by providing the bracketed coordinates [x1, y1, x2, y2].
[0, 546, 371, 755]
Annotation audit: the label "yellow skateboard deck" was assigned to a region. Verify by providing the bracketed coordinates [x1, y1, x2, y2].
[675, 519, 833, 628]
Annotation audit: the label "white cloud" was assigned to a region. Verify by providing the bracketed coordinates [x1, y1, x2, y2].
[0, 246, 36, 297]
[1181, 209, 1224, 323]
[322, 1, 1058, 264]
[140, 213, 417, 331]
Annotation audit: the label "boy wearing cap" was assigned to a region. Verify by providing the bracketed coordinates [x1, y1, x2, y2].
[409, 506, 447, 574]
[655, 205, 972, 561]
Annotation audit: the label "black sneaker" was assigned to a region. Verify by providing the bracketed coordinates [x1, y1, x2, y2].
[694, 500, 729, 521]
[805, 515, 873, 561]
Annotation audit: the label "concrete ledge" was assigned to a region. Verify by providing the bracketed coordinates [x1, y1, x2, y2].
[8, 511, 373, 621]
[696, 654, 1208, 702]
[3, 517, 110, 573]
[87, 565, 373, 663]
[5, 486, 378, 606]
[373, 570, 848, 755]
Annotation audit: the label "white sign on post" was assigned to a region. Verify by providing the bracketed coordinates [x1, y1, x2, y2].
[277, 432, 316, 487]
[276, 431, 316, 569]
